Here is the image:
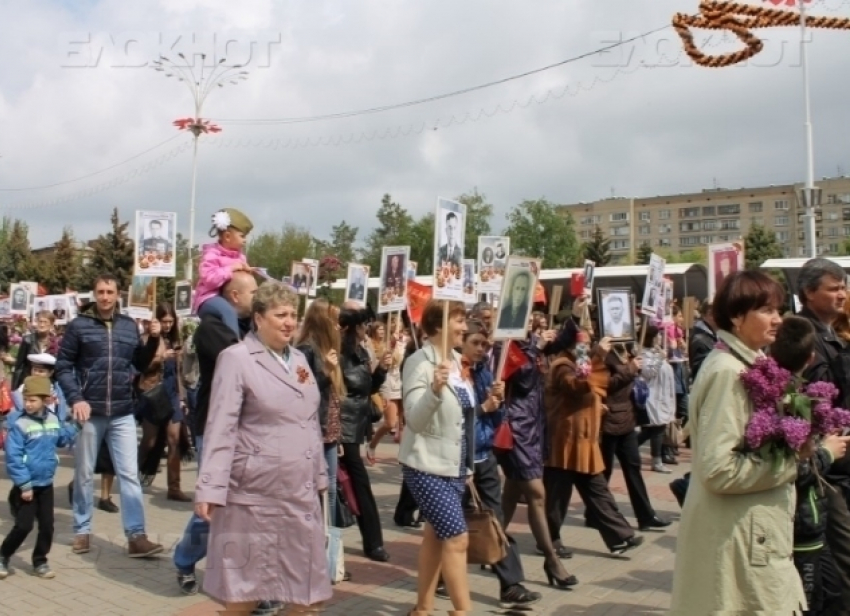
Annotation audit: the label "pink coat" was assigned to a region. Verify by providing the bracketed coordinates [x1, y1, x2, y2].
[196, 332, 331, 605]
[192, 242, 247, 313]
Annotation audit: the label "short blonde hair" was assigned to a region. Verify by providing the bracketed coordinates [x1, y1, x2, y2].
[35, 310, 56, 324]
[252, 281, 298, 317]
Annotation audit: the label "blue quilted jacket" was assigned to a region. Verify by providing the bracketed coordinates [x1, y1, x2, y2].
[55, 305, 159, 418]
[4, 409, 79, 491]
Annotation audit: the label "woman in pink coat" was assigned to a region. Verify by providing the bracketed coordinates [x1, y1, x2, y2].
[195, 281, 331, 614]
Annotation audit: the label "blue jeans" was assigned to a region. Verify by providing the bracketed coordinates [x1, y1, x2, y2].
[73, 414, 146, 537]
[173, 435, 206, 574]
[323, 443, 338, 526]
[198, 295, 240, 338]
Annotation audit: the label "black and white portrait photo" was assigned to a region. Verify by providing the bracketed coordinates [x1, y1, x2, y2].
[135, 210, 177, 278]
[174, 281, 192, 315]
[583, 260, 596, 296]
[345, 264, 369, 307]
[291, 262, 309, 295]
[477, 235, 510, 294]
[641, 253, 666, 317]
[598, 288, 635, 341]
[378, 247, 409, 314]
[433, 197, 467, 301]
[302, 258, 319, 298]
[50, 295, 68, 323]
[494, 256, 540, 340]
[9, 284, 28, 315]
[462, 259, 476, 303]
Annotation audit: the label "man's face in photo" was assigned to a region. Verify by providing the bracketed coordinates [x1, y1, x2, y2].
[150, 221, 163, 238]
[391, 256, 399, 270]
[178, 289, 189, 304]
[445, 215, 457, 245]
[13, 289, 25, 305]
[609, 298, 624, 321]
[511, 275, 528, 305]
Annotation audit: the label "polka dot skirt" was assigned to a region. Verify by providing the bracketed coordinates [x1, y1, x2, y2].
[402, 387, 472, 541]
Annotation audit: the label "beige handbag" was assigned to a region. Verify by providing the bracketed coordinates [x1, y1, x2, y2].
[465, 483, 508, 565]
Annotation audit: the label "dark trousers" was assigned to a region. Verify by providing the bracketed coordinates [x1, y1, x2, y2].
[637, 426, 665, 459]
[601, 431, 656, 525]
[1, 485, 54, 566]
[794, 548, 824, 615]
[544, 466, 633, 550]
[466, 453, 524, 590]
[824, 484, 850, 608]
[340, 443, 384, 553]
[394, 478, 419, 526]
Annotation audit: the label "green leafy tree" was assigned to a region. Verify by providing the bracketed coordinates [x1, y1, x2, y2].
[361, 194, 415, 271]
[328, 221, 358, 265]
[247, 224, 313, 280]
[744, 224, 782, 270]
[503, 198, 580, 268]
[636, 241, 653, 265]
[455, 189, 493, 258]
[0, 218, 39, 289]
[78, 208, 135, 291]
[409, 212, 436, 275]
[582, 225, 612, 266]
[42, 227, 81, 294]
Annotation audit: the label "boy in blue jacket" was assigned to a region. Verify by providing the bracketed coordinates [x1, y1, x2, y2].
[1, 376, 79, 579]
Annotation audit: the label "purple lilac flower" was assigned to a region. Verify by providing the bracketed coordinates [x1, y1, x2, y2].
[812, 401, 835, 434]
[745, 410, 781, 450]
[575, 363, 591, 379]
[805, 381, 840, 403]
[740, 357, 791, 410]
[830, 408, 850, 432]
[779, 416, 812, 451]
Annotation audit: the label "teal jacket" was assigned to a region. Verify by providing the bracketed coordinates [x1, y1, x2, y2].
[4, 409, 79, 491]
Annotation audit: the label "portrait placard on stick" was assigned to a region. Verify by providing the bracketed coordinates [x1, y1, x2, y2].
[432, 197, 467, 301]
[598, 287, 636, 341]
[127, 276, 155, 320]
[582, 260, 596, 297]
[345, 264, 370, 307]
[378, 246, 410, 314]
[461, 259, 477, 304]
[290, 262, 311, 296]
[174, 281, 193, 316]
[708, 242, 744, 301]
[493, 256, 541, 340]
[8, 283, 29, 316]
[134, 210, 177, 277]
[477, 236, 509, 294]
[641, 253, 666, 317]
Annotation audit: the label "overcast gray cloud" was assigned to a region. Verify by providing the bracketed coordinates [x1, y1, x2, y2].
[1, 0, 849, 249]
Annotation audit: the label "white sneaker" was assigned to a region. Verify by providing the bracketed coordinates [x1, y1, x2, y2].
[652, 462, 672, 474]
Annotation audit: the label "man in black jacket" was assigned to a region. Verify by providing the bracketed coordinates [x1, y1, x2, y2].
[55, 274, 162, 558]
[688, 300, 717, 382]
[172, 271, 256, 596]
[796, 257, 850, 610]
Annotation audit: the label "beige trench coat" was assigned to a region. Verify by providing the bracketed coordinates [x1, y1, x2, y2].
[669, 330, 806, 615]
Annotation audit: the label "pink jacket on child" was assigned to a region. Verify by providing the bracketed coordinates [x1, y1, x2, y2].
[192, 242, 248, 313]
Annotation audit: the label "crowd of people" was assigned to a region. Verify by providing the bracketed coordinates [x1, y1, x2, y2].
[1, 206, 850, 614]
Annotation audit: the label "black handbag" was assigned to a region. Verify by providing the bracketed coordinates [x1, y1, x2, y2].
[141, 383, 173, 425]
[334, 492, 357, 528]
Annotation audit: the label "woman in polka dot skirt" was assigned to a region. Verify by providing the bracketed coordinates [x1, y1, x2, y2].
[398, 300, 476, 615]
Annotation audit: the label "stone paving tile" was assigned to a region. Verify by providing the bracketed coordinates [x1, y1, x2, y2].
[0, 441, 687, 615]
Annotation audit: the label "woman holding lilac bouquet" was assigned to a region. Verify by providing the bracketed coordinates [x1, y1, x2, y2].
[670, 271, 810, 615]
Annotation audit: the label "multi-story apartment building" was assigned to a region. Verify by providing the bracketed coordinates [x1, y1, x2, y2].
[558, 176, 850, 263]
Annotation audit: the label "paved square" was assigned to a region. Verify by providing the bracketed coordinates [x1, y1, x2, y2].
[0, 441, 685, 615]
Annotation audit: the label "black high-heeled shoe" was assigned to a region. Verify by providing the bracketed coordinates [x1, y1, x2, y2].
[543, 561, 578, 589]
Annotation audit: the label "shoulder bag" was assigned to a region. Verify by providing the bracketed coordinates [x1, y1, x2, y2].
[465, 483, 509, 565]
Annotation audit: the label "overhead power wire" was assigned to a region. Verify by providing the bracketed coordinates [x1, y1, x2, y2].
[0, 133, 186, 192]
[213, 24, 673, 126]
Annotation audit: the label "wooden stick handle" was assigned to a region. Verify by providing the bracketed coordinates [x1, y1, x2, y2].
[441, 300, 449, 351]
[495, 340, 510, 382]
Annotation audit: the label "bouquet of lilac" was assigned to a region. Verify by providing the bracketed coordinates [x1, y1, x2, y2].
[574, 343, 591, 380]
[742, 356, 850, 464]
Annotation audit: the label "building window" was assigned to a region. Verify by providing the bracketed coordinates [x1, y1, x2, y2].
[718, 235, 732, 242]
[679, 222, 700, 232]
[775, 216, 789, 226]
[701, 236, 716, 244]
[679, 207, 699, 218]
[776, 231, 789, 242]
[580, 215, 601, 226]
[826, 211, 840, 221]
[638, 225, 650, 235]
[828, 194, 850, 204]
[750, 217, 764, 227]
[720, 219, 740, 230]
[657, 238, 671, 247]
[797, 211, 823, 224]
[749, 201, 763, 213]
[718, 204, 741, 215]
[782, 246, 791, 257]
[639, 211, 651, 222]
[579, 230, 592, 240]
[610, 212, 629, 222]
[611, 240, 629, 250]
[611, 226, 629, 236]
[827, 227, 840, 238]
[702, 206, 716, 216]
[679, 237, 699, 246]
[703, 220, 717, 230]
[844, 225, 850, 237]
[829, 243, 841, 253]
[775, 200, 789, 210]
[659, 209, 671, 220]
[658, 224, 672, 234]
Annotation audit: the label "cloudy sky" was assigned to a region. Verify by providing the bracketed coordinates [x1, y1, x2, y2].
[1, 0, 849, 250]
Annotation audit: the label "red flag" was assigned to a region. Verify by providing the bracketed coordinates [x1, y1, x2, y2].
[501, 341, 530, 381]
[406, 280, 432, 325]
